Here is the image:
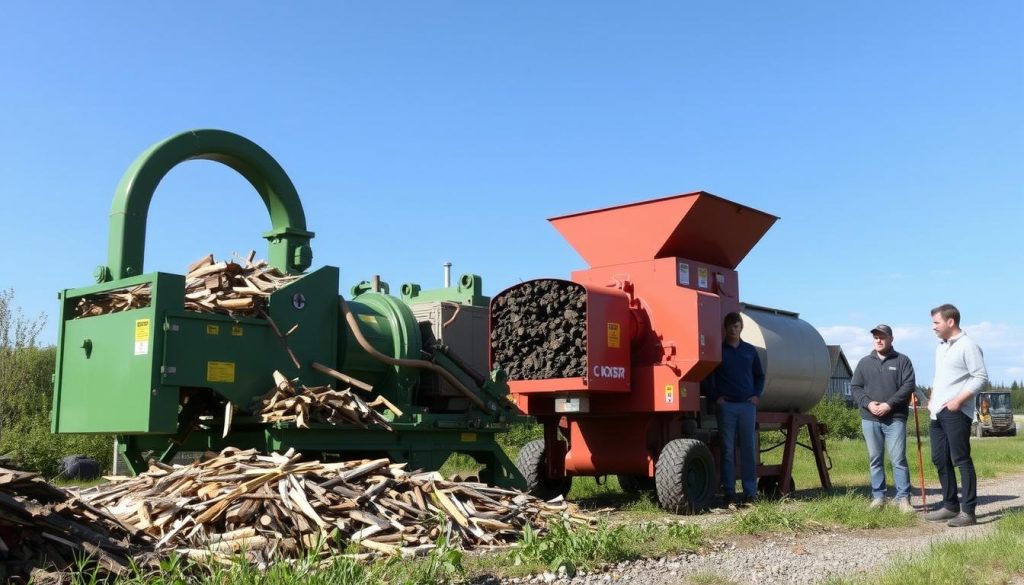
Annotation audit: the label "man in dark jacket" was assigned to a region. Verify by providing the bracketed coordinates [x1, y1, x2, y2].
[850, 324, 916, 512]
[704, 312, 765, 506]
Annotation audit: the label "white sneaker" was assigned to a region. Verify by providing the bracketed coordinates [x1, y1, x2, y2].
[894, 497, 915, 513]
[868, 498, 885, 510]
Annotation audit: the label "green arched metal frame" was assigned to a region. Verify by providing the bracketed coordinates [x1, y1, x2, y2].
[101, 129, 314, 282]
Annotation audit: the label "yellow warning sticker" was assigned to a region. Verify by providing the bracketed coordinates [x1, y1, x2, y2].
[134, 319, 150, 356]
[207, 361, 236, 383]
[607, 322, 621, 348]
[460, 432, 477, 442]
[359, 314, 378, 325]
[665, 384, 675, 404]
[231, 325, 244, 337]
[206, 325, 220, 336]
[135, 319, 150, 341]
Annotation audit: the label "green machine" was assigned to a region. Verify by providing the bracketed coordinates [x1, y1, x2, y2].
[51, 129, 525, 487]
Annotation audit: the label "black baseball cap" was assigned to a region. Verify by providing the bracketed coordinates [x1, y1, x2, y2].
[870, 324, 893, 337]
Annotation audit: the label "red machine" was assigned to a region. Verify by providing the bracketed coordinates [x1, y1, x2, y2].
[490, 191, 832, 512]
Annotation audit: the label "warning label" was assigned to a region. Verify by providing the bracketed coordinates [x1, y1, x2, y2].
[207, 361, 236, 383]
[134, 319, 150, 356]
[678, 261, 690, 286]
[231, 325, 244, 337]
[206, 325, 220, 336]
[607, 322, 621, 348]
[665, 384, 674, 404]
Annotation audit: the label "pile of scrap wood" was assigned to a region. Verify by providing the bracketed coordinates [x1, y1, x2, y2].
[182, 252, 300, 318]
[73, 252, 300, 319]
[0, 467, 154, 583]
[72, 284, 151, 318]
[81, 448, 593, 567]
[250, 371, 398, 431]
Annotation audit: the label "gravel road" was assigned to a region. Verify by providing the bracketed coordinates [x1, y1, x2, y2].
[479, 470, 1024, 585]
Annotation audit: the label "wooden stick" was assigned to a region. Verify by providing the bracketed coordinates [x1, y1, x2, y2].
[311, 362, 375, 394]
[261, 310, 302, 370]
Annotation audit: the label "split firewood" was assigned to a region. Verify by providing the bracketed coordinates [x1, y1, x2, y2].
[79, 447, 595, 568]
[252, 371, 395, 431]
[73, 251, 301, 319]
[0, 467, 155, 582]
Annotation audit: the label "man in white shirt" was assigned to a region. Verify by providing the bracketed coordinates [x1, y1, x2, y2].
[924, 304, 988, 527]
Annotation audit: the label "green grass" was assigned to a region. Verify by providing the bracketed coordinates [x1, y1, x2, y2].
[825, 511, 1024, 585]
[52, 477, 109, 489]
[465, 519, 707, 579]
[722, 491, 919, 536]
[761, 430, 1024, 495]
[68, 539, 467, 585]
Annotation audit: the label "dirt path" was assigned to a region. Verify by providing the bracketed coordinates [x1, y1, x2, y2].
[496, 471, 1024, 584]
[643, 472, 1024, 585]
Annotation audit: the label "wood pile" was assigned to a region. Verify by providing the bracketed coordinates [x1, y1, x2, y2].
[182, 252, 300, 318]
[251, 371, 398, 431]
[72, 284, 151, 318]
[0, 467, 154, 583]
[490, 279, 588, 379]
[73, 252, 300, 319]
[81, 448, 593, 567]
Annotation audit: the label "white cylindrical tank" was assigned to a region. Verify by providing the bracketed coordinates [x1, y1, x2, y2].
[740, 304, 830, 413]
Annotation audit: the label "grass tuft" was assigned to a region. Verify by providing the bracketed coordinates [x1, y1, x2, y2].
[726, 499, 807, 534]
[801, 491, 919, 529]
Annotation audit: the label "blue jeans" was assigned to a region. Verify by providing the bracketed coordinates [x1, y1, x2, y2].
[861, 418, 911, 500]
[717, 401, 757, 498]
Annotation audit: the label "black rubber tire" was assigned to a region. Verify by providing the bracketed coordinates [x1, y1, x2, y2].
[617, 474, 657, 494]
[655, 439, 715, 514]
[516, 439, 572, 501]
[758, 475, 796, 499]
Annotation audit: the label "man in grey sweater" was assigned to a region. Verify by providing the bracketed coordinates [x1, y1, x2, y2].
[850, 324, 916, 512]
[925, 303, 988, 527]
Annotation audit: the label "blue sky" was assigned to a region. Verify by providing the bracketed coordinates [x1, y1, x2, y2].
[1, 3, 1021, 386]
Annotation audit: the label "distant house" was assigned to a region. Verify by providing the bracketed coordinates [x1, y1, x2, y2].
[826, 345, 854, 405]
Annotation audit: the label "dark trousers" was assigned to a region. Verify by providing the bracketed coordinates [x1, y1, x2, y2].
[929, 408, 977, 515]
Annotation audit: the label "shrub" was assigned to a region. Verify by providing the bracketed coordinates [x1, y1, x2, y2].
[498, 421, 543, 458]
[0, 290, 113, 476]
[811, 397, 862, 440]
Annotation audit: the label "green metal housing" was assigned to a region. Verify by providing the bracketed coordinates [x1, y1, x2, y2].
[51, 129, 525, 488]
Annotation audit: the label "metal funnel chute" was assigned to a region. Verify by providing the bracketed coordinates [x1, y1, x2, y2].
[548, 191, 778, 269]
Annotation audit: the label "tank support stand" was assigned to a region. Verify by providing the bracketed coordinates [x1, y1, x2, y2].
[755, 412, 832, 495]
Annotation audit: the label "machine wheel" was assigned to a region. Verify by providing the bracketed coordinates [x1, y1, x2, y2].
[758, 475, 796, 499]
[516, 439, 572, 501]
[617, 474, 656, 495]
[655, 439, 714, 514]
